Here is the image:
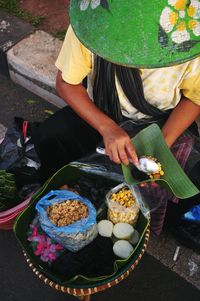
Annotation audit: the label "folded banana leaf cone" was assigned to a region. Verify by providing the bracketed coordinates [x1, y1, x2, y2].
[122, 124, 199, 200]
[14, 165, 150, 286]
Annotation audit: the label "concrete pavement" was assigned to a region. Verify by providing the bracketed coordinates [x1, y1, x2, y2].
[0, 11, 33, 76]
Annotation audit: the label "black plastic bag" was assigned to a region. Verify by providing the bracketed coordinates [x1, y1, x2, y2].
[0, 117, 41, 189]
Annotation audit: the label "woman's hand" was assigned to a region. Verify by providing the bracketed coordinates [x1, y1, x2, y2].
[56, 72, 139, 166]
[100, 123, 138, 166]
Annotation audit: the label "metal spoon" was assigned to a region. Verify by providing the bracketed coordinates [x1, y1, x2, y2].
[96, 147, 159, 174]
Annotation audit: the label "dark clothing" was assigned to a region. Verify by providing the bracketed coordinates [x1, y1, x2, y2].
[33, 106, 101, 182]
[33, 104, 172, 183]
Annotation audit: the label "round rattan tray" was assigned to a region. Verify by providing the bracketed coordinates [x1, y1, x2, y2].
[23, 227, 150, 301]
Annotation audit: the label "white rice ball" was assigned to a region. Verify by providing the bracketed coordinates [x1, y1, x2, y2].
[113, 240, 134, 259]
[113, 223, 134, 240]
[139, 157, 159, 173]
[129, 229, 140, 245]
[97, 219, 113, 237]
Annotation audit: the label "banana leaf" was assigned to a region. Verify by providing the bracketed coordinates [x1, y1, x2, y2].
[122, 124, 199, 199]
[14, 165, 149, 285]
[0, 170, 20, 208]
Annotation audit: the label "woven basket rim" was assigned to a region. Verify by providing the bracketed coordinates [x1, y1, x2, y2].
[23, 227, 150, 297]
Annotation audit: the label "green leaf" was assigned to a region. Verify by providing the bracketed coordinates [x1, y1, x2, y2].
[44, 109, 54, 115]
[26, 99, 37, 105]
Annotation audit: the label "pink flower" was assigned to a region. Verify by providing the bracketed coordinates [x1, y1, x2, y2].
[28, 223, 63, 263]
[32, 226, 38, 237]
[48, 253, 57, 260]
[55, 244, 64, 250]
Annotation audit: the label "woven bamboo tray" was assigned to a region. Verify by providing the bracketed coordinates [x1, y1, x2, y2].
[14, 164, 150, 299]
[23, 227, 150, 300]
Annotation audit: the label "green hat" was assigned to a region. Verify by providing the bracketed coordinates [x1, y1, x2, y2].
[70, 0, 200, 68]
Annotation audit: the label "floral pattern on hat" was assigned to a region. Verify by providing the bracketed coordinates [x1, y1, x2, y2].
[159, 0, 200, 50]
[80, 0, 109, 11]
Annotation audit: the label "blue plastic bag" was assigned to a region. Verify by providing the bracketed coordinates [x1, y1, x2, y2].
[183, 204, 200, 223]
[36, 190, 98, 252]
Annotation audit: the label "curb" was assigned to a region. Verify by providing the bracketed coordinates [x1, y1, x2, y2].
[0, 11, 33, 76]
[0, 11, 65, 108]
[7, 30, 65, 108]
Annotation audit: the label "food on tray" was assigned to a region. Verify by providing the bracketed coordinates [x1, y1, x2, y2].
[36, 190, 98, 252]
[113, 240, 134, 259]
[113, 222, 134, 240]
[97, 219, 113, 237]
[137, 156, 159, 173]
[129, 229, 140, 245]
[47, 200, 88, 227]
[107, 184, 140, 225]
[110, 186, 136, 207]
[140, 155, 164, 180]
[131, 155, 164, 181]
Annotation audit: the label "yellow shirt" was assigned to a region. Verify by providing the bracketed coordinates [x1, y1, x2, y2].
[56, 25, 200, 121]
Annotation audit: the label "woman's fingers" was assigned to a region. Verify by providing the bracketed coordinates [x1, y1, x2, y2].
[102, 124, 138, 165]
[106, 141, 137, 166]
[118, 145, 129, 165]
[107, 144, 129, 165]
[109, 146, 121, 164]
[125, 143, 139, 165]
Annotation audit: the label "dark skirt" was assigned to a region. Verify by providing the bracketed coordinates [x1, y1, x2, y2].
[33, 106, 102, 182]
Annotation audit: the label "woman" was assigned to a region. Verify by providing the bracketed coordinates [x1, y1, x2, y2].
[34, 0, 200, 234]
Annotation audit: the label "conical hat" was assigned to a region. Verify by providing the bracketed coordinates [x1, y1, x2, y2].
[70, 0, 200, 68]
